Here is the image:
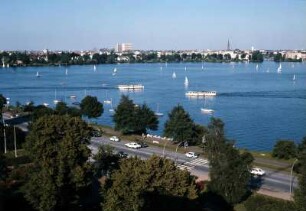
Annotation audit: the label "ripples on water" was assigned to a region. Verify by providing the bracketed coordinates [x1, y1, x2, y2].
[0, 62, 305, 151]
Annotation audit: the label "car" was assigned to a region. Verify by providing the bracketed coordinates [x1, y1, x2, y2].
[185, 152, 198, 158]
[110, 136, 120, 142]
[125, 142, 142, 149]
[91, 130, 102, 137]
[250, 167, 265, 176]
[117, 151, 128, 158]
[137, 141, 148, 148]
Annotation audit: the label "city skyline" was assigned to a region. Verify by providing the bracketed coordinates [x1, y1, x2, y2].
[0, 0, 305, 51]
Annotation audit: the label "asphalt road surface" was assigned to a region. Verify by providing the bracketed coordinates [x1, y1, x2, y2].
[90, 136, 298, 194]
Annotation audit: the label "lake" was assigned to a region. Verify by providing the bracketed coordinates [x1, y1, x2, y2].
[0, 61, 305, 151]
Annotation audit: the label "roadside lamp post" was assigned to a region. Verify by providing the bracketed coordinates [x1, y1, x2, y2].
[162, 138, 171, 157]
[175, 141, 183, 165]
[2, 117, 7, 154]
[290, 158, 298, 195]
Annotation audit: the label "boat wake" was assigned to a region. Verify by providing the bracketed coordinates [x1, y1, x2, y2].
[218, 91, 306, 100]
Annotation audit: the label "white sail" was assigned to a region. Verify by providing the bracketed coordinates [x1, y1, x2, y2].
[112, 67, 117, 76]
[65, 69, 68, 75]
[202, 65, 204, 70]
[277, 63, 282, 73]
[93, 65, 96, 71]
[172, 71, 176, 79]
[293, 74, 296, 81]
[185, 66, 187, 71]
[256, 64, 259, 71]
[36, 71, 40, 77]
[184, 76, 189, 86]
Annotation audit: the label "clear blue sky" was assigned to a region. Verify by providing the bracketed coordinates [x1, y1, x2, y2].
[0, 0, 305, 50]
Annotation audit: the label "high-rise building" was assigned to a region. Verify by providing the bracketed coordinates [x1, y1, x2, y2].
[115, 43, 132, 52]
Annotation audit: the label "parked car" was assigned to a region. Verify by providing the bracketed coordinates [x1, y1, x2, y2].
[117, 151, 128, 158]
[125, 142, 142, 149]
[110, 136, 120, 142]
[185, 152, 198, 158]
[137, 141, 148, 148]
[250, 167, 265, 176]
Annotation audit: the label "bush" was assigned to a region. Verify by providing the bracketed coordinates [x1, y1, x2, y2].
[272, 140, 296, 159]
[244, 194, 295, 211]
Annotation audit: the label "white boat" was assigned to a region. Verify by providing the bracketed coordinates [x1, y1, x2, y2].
[36, 71, 40, 77]
[185, 66, 187, 71]
[70, 95, 77, 99]
[43, 103, 49, 107]
[293, 74, 296, 81]
[160, 66, 163, 70]
[118, 84, 144, 90]
[93, 65, 96, 71]
[184, 76, 189, 86]
[256, 64, 259, 71]
[185, 91, 217, 97]
[53, 89, 61, 104]
[201, 108, 214, 114]
[172, 72, 176, 79]
[104, 99, 112, 104]
[202, 65, 204, 70]
[65, 69, 68, 75]
[112, 68, 117, 76]
[154, 103, 164, 117]
[277, 63, 282, 73]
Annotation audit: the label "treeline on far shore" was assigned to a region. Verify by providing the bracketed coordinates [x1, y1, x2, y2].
[0, 50, 302, 68]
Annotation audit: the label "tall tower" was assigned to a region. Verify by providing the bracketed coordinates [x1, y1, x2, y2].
[227, 39, 231, 51]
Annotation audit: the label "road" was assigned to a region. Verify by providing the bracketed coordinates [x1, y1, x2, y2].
[90, 136, 298, 195]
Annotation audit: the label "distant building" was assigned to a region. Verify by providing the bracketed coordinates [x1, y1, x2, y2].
[115, 43, 132, 52]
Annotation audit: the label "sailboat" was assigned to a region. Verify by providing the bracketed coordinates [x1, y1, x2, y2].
[184, 76, 189, 86]
[172, 71, 176, 79]
[160, 66, 163, 70]
[53, 89, 60, 104]
[277, 63, 282, 73]
[201, 64, 204, 70]
[185, 66, 187, 71]
[112, 67, 117, 76]
[93, 65, 97, 72]
[36, 71, 41, 77]
[293, 74, 296, 81]
[201, 97, 214, 114]
[103, 92, 112, 104]
[154, 103, 164, 117]
[256, 64, 259, 71]
[65, 69, 68, 75]
[109, 100, 115, 113]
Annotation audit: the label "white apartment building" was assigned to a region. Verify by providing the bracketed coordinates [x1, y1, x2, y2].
[115, 43, 133, 52]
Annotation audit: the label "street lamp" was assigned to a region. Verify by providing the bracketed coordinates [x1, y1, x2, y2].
[162, 138, 170, 157]
[290, 158, 298, 195]
[2, 116, 7, 154]
[175, 141, 183, 165]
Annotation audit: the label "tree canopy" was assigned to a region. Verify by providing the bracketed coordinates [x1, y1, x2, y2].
[23, 115, 92, 210]
[272, 140, 297, 159]
[103, 155, 199, 211]
[80, 95, 103, 119]
[163, 105, 207, 145]
[113, 95, 158, 134]
[205, 118, 253, 204]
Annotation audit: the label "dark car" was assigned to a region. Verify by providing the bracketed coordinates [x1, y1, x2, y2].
[91, 130, 102, 137]
[137, 142, 149, 148]
[117, 151, 128, 158]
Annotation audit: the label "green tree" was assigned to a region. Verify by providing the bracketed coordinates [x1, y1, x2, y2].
[294, 152, 306, 211]
[0, 94, 7, 119]
[205, 118, 253, 204]
[113, 95, 158, 134]
[272, 140, 297, 159]
[93, 145, 120, 178]
[163, 105, 194, 143]
[103, 156, 199, 211]
[23, 115, 92, 211]
[80, 95, 103, 119]
[250, 51, 264, 62]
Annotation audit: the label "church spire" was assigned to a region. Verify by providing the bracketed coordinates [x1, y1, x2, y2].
[227, 39, 231, 51]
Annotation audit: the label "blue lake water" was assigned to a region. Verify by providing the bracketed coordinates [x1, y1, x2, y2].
[0, 62, 305, 151]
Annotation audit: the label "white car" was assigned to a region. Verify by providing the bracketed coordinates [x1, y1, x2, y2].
[110, 136, 120, 142]
[185, 152, 198, 158]
[125, 142, 142, 149]
[250, 167, 265, 176]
